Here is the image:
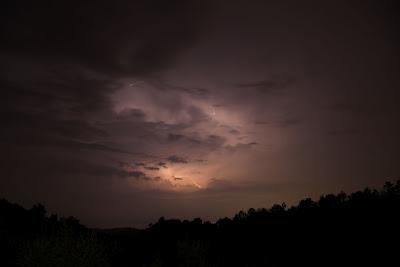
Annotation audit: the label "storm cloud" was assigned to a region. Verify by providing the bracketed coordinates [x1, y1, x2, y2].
[1, 0, 400, 228]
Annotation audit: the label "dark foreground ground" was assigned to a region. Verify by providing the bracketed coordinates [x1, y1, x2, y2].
[1, 180, 399, 266]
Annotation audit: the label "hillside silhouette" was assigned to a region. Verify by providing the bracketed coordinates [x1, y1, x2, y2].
[1, 180, 399, 266]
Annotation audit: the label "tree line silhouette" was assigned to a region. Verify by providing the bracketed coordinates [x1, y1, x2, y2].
[1, 180, 399, 266]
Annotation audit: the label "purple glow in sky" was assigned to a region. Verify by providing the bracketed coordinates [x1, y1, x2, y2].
[1, 0, 399, 227]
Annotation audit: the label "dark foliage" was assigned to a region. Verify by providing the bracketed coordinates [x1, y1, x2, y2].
[0, 200, 108, 266]
[1, 180, 400, 266]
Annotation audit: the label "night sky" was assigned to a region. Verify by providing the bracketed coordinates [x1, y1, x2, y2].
[1, 0, 400, 228]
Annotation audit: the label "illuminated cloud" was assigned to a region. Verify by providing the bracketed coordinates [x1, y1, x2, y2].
[1, 0, 399, 228]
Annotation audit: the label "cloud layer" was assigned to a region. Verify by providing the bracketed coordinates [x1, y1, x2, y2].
[1, 0, 400, 227]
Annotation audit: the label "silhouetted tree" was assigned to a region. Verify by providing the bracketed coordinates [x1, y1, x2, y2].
[2, 180, 399, 266]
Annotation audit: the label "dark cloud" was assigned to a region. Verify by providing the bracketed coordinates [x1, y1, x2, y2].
[235, 78, 294, 94]
[126, 171, 147, 179]
[167, 155, 188, 164]
[117, 108, 146, 119]
[149, 79, 210, 98]
[157, 162, 168, 168]
[0, 0, 212, 162]
[0, 0, 209, 75]
[229, 129, 240, 135]
[224, 142, 258, 154]
[182, 134, 227, 152]
[205, 135, 226, 149]
[144, 166, 160, 171]
[167, 133, 185, 142]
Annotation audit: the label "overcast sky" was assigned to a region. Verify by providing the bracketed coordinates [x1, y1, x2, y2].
[1, 0, 399, 228]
